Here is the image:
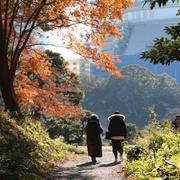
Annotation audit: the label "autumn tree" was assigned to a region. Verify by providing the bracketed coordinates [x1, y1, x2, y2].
[15, 49, 83, 118]
[0, 0, 134, 114]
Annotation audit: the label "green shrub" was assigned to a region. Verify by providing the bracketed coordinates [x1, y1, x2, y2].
[126, 123, 138, 144]
[46, 117, 84, 144]
[125, 120, 180, 179]
[126, 145, 144, 161]
[0, 111, 84, 179]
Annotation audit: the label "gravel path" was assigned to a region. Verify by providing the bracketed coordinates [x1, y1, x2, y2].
[48, 151, 123, 180]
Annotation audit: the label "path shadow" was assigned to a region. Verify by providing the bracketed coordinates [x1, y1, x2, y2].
[47, 166, 96, 180]
[76, 161, 95, 167]
[99, 161, 121, 167]
[76, 161, 100, 167]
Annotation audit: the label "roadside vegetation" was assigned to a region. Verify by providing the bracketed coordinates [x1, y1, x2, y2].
[0, 111, 84, 179]
[122, 111, 180, 179]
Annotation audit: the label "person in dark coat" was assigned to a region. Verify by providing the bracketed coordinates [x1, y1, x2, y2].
[108, 111, 127, 162]
[86, 114, 103, 163]
[172, 115, 180, 132]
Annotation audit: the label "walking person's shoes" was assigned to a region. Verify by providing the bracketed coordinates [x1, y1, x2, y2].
[91, 157, 97, 164]
[92, 159, 97, 164]
[119, 155, 123, 162]
[114, 158, 118, 163]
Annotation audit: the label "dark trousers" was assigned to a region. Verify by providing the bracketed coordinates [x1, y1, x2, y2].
[111, 140, 124, 159]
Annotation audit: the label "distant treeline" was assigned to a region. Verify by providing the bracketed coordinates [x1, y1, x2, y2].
[83, 65, 180, 128]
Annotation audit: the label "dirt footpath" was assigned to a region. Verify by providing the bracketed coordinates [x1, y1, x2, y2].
[47, 151, 124, 180]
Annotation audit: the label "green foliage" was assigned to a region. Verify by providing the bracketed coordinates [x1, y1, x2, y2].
[126, 145, 144, 161]
[45, 110, 92, 144]
[141, 23, 180, 65]
[65, 90, 84, 105]
[125, 113, 180, 179]
[141, 2, 180, 65]
[46, 117, 84, 143]
[83, 65, 180, 127]
[45, 50, 83, 106]
[126, 123, 138, 143]
[144, 0, 179, 9]
[0, 111, 83, 179]
[45, 50, 67, 73]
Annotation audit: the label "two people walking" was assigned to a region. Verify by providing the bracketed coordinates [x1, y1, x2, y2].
[86, 111, 127, 163]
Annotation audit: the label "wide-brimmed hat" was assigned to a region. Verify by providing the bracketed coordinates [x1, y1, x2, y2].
[89, 114, 99, 122]
[108, 112, 125, 121]
[91, 114, 99, 119]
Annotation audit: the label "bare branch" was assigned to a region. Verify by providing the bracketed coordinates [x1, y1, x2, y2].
[4, 0, 9, 43]
[6, 1, 19, 59]
[26, 43, 66, 48]
[164, 159, 180, 169]
[10, 0, 47, 82]
[0, 1, 4, 47]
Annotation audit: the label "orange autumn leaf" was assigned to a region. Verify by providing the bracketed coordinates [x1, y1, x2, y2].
[15, 50, 82, 118]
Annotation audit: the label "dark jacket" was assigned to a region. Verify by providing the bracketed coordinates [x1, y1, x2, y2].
[108, 114, 127, 139]
[173, 116, 180, 132]
[86, 115, 103, 157]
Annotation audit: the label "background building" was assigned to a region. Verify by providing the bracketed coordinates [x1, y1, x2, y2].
[93, 0, 180, 83]
[66, 58, 81, 75]
[66, 57, 91, 81]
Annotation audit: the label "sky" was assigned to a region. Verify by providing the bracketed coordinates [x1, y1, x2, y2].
[42, 30, 81, 60]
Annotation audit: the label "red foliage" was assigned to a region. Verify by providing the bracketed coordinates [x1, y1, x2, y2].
[15, 49, 81, 118]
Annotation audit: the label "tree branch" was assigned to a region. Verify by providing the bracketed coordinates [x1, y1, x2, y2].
[26, 43, 66, 48]
[5, 0, 19, 61]
[164, 159, 180, 169]
[0, 1, 4, 49]
[4, 0, 9, 45]
[10, 0, 47, 82]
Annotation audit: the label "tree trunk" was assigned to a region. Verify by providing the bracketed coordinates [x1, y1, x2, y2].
[0, 57, 20, 113]
[0, 82, 20, 112]
[0, 22, 20, 113]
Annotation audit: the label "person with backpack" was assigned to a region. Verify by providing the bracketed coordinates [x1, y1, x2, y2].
[108, 111, 127, 162]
